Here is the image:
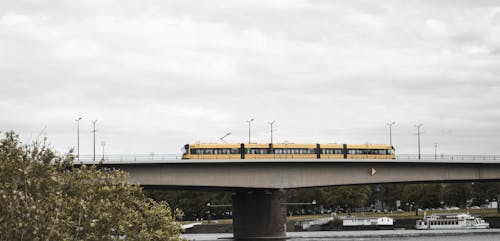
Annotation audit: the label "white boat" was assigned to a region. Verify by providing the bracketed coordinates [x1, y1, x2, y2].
[343, 216, 394, 226]
[415, 213, 489, 230]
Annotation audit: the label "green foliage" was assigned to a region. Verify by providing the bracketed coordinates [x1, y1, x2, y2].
[144, 183, 500, 220]
[471, 182, 500, 205]
[288, 186, 372, 213]
[144, 190, 232, 220]
[441, 183, 472, 207]
[0, 131, 183, 241]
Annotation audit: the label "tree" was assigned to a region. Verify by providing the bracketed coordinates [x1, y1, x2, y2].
[442, 183, 472, 208]
[144, 190, 232, 220]
[0, 131, 183, 241]
[379, 184, 405, 210]
[470, 182, 500, 206]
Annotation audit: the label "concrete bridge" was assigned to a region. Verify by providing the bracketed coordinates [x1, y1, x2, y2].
[83, 157, 500, 240]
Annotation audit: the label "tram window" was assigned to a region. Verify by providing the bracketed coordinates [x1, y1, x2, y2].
[190, 148, 238, 155]
[322, 149, 342, 154]
[274, 148, 291, 154]
[273, 148, 315, 154]
[372, 149, 388, 155]
[246, 148, 269, 154]
[348, 149, 389, 155]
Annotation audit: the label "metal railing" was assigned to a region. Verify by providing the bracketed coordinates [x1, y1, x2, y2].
[394, 154, 500, 161]
[75, 153, 500, 163]
[77, 154, 183, 163]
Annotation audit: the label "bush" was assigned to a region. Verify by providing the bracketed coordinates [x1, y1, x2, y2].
[0, 131, 183, 241]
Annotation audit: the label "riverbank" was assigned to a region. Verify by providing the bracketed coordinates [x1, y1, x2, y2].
[183, 216, 500, 233]
[278, 229, 500, 239]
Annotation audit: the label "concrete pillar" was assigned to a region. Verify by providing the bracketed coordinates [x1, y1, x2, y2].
[232, 189, 287, 240]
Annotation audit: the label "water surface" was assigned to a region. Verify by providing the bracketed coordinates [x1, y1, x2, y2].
[182, 229, 500, 241]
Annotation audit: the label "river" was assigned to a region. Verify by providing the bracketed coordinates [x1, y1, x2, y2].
[182, 229, 500, 240]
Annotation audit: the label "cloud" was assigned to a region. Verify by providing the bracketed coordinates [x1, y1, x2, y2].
[0, 0, 499, 155]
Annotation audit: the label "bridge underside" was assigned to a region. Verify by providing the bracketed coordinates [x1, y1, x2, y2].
[105, 160, 500, 189]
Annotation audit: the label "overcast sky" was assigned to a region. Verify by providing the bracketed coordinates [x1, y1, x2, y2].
[1, 0, 499, 156]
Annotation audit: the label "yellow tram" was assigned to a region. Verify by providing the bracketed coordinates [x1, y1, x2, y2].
[182, 143, 394, 160]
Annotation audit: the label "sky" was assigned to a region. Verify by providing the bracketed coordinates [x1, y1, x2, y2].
[0, 0, 499, 156]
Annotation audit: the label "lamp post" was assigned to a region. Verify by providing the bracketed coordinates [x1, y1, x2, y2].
[386, 121, 395, 146]
[268, 120, 275, 144]
[91, 120, 98, 162]
[415, 123, 423, 160]
[246, 118, 254, 144]
[75, 117, 82, 161]
[434, 142, 438, 160]
[101, 141, 106, 161]
[206, 203, 211, 224]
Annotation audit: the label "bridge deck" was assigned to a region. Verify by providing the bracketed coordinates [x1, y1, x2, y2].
[78, 158, 500, 189]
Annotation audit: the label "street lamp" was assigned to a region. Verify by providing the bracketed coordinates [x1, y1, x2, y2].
[246, 118, 254, 144]
[75, 117, 82, 161]
[415, 123, 423, 160]
[434, 142, 438, 160]
[386, 121, 396, 146]
[91, 120, 98, 162]
[101, 141, 106, 161]
[206, 203, 211, 224]
[268, 120, 275, 144]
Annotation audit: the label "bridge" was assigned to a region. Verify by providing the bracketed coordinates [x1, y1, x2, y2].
[79, 155, 500, 240]
[78, 153, 500, 163]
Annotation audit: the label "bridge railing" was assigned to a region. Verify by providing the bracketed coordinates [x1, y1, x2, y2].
[74, 153, 500, 163]
[394, 154, 499, 161]
[77, 154, 183, 163]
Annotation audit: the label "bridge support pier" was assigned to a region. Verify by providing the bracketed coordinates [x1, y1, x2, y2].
[232, 189, 287, 240]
